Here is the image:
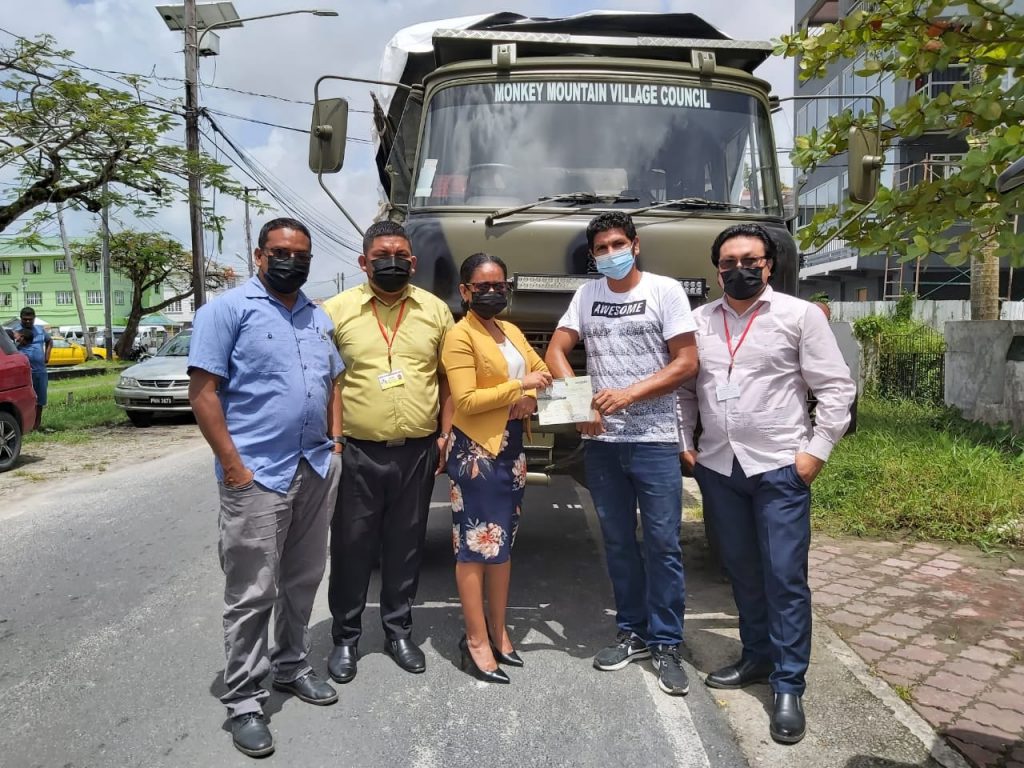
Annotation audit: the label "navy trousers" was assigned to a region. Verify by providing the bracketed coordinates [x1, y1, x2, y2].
[694, 457, 812, 695]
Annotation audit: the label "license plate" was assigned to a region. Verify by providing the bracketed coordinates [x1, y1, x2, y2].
[149, 397, 174, 405]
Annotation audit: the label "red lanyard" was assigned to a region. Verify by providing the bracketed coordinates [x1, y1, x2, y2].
[720, 303, 762, 379]
[370, 298, 407, 370]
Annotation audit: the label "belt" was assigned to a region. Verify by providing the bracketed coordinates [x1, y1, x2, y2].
[349, 434, 435, 449]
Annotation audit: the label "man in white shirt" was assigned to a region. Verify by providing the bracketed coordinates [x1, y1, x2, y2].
[679, 223, 856, 745]
[547, 212, 698, 697]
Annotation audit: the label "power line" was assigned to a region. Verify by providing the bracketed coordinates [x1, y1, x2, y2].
[204, 107, 374, 142]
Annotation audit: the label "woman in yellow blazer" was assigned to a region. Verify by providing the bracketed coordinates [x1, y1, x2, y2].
[442, 252, 552, 684]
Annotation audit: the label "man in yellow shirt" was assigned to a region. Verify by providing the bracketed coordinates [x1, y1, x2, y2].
[322, 220, 454, 681]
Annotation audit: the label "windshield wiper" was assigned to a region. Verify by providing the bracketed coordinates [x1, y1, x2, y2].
[628, 197, 755, 216]
[485, 192, 640, 226]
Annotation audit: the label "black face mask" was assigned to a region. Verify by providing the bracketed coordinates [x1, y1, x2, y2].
[263, 255, 309, 294]
[371, 257, 412, 293]
[470, 291, 508, 319]
[721, 267, 766, 301]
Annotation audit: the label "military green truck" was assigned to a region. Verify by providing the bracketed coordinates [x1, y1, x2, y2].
[309, 11, 879, 479]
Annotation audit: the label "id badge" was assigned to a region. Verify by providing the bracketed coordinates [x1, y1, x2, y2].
[716, 382, 740, 401]
[378, 370, 405, 390]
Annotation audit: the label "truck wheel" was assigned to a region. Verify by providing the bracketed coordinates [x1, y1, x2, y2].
[128, 411, 154, 428]
[0, 411, 23, 472]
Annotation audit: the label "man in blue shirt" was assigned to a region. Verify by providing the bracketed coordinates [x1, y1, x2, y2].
[16, 307, 52, 430]
[188, 218, 344, 759]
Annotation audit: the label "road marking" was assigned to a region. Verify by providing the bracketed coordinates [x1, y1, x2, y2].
[640, 670, 712, 768]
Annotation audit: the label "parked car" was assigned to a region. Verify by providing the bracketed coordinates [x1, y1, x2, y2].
[114, 333, 191, 427]
[47, 337, 88, 367]
[0, 329, 37, 471]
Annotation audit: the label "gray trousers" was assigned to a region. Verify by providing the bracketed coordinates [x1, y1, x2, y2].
[218, 455, 340, 716]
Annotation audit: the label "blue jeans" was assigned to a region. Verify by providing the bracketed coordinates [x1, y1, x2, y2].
[694, 458, 812, 695]
[584, 440, 685, 647]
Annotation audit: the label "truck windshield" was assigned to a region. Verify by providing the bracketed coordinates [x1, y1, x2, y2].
[411, 80, 781, 215]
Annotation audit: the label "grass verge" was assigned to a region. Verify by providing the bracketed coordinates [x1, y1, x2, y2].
[24, 372, 127, 443]
[814, 397, 1024, 548]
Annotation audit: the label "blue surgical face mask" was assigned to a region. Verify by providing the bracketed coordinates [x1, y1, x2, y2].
[595, 246, 635, 280]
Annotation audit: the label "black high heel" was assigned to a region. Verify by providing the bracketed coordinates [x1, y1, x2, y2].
[486, 622, 524, 667]
[490, 643, 524, 668]
[459, 635, 510, 684]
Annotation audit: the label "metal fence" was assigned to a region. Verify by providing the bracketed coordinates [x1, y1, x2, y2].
[871, 330, 946, 404]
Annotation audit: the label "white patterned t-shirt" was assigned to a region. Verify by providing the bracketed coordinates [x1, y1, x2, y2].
[557, 272, 697, 443]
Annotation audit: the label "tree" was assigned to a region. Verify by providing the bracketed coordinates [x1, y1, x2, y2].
[71, 230, 230, 358]
[0, 34, 248, 235]
[777, 0, 1024, 319]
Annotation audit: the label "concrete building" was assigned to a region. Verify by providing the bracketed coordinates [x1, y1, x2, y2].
[792, 0, 1023, 303]
[0, 237, 160, 328]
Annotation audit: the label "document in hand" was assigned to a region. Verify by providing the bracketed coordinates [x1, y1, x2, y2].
[537, 376, 595, 426]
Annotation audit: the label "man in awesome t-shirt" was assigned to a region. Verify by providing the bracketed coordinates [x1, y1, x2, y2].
[546, 211, 698, 697]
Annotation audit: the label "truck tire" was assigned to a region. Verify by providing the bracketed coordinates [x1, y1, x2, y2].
[128, 411, 154, 428]
[0, 411, 23, 472]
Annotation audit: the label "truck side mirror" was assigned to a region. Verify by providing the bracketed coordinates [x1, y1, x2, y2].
[309, 97, 349, 174]
[997, 156, 1024, 194]
[847, 126, 882, 205]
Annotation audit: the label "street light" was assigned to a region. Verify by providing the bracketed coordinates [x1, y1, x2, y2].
[156, 2, 338, 310]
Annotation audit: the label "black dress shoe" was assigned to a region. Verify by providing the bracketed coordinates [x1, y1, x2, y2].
[328, 644, 358, 684]
[705, 657, 773, 690]
[272, 671, 338, 705]
[231, 712, 274, 757]
[386, 637, 426, 673]
[770, 693, 806, 744]
[459, 635, 510, 684]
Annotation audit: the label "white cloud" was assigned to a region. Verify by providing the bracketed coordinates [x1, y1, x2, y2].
[3, 0, 798, 298]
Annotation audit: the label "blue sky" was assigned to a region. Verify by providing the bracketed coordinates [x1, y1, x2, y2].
[1, 0, 798, 296]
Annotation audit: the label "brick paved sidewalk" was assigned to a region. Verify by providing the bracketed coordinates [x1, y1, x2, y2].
[810, 536, 1024, 768]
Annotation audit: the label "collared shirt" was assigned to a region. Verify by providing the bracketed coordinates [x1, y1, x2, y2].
[322, 282, 453, 442]
[678, 285, 855, 477]
[187, 276, 344, 493]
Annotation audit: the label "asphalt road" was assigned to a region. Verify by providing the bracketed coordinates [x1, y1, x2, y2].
[0, 442, 748, 768]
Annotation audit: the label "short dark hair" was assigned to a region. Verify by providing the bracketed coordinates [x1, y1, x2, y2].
[20, 306, 35, 317]
[458, 252, 507, 312]
[362, 220, 409, 255]
[586, 212, 637, 251]
[710, 223, 777, 267]
[257, 217, 312, 249]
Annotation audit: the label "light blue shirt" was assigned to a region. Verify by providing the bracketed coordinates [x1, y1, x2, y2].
[188, 277, 344, 493]
[18, 322, 51, 372]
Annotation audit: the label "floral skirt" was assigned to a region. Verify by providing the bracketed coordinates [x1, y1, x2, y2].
[447, 420, 526, 564]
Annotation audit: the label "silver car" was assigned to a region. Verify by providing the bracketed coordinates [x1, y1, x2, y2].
[114, 332, 191, 427]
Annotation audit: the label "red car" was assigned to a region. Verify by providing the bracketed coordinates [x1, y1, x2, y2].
[0, 329, 37, 471]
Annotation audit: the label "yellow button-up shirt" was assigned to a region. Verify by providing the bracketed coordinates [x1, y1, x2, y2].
[323, 282, 453, 442]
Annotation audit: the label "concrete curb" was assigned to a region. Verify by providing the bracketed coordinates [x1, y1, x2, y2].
[815, 619, 972, 768]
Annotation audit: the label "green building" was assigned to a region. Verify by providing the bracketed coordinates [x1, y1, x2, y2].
[0, 237, 162, 329]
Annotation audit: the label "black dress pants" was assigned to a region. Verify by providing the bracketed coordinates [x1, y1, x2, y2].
[328, 435, 438, 645]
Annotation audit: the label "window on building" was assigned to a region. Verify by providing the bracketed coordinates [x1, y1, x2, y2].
[0, 292, 11, 307]
[84, 260, 101, 273]
[188, 299, 195, 313]
[856, 287, 868, 301]
[114, 290, 125, 306]
[56, 291, 73, 305]
[24, 291, 42, 305]
[167, 300, 183, 314]
[0, 260, 9, 275]
[87, 290, 103, 305]
[24, 260, 41, 274]
[914, 65, 970, 99]
[53, 259, 68, 273]
[926, 153, 965, 181]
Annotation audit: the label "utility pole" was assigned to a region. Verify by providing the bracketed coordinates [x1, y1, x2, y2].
[184, 0, 206, 309]
[101, 182, 113, 360]
[56, 205, 94, 360]
[243, 186, 263, 277]
[332, 272, 345, 293]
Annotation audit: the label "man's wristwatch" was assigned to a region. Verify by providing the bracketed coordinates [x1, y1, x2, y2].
[438, 431, 450, 441]
[332, 436, 347, 447]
